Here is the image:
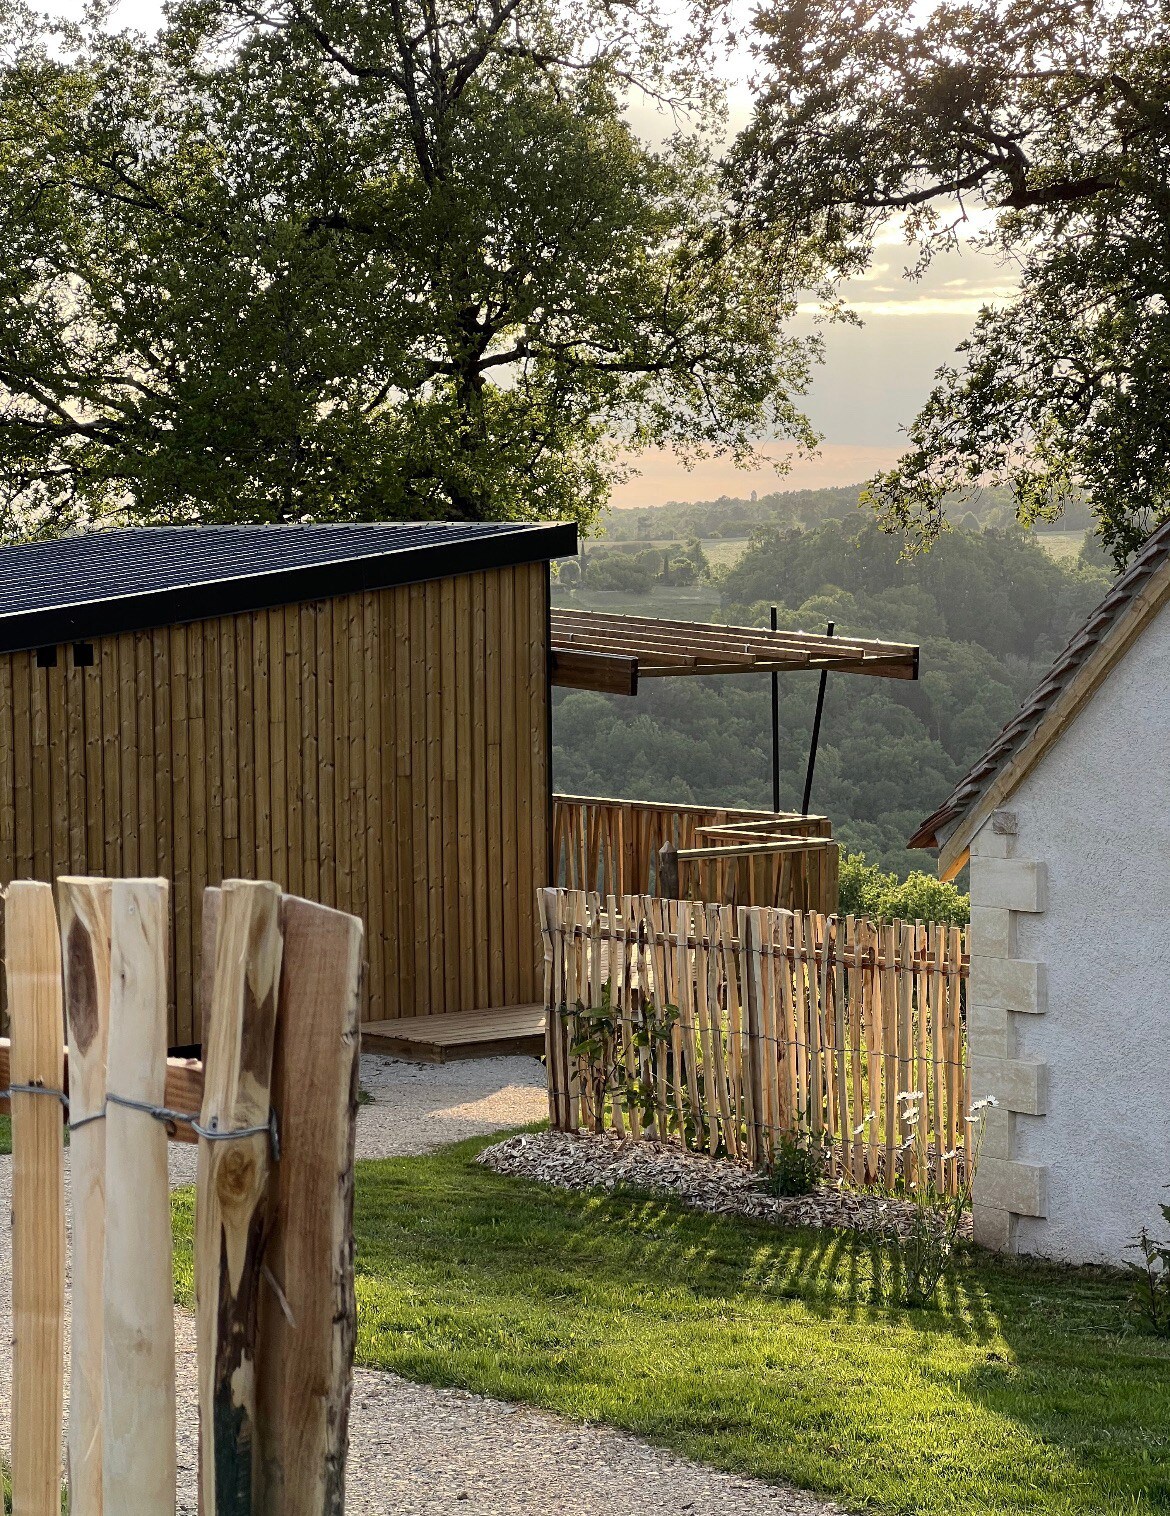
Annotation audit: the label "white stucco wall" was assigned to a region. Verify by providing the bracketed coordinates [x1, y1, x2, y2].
[979, 607, 1170, 1265]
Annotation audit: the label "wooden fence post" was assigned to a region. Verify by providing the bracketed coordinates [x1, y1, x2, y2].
[6, 880, 66, 1516]
[657, 842, 679, 900]
[256, 896, 364, 1516]
[538, 887, 564, 1130]
[104, 878, 175, 1516]
[197, 878, 283, 1516]
[59, 877, 113, 1516]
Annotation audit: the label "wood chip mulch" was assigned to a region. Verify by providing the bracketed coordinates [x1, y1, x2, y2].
[478, 1129, 972, 1242]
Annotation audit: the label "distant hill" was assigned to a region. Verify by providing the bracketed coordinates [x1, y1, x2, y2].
[602, 483, 1094, 544]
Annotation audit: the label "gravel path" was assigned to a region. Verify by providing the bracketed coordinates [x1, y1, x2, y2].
[2, 1052, 843, 1515]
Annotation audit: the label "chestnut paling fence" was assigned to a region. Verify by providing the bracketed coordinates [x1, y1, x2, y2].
[539, 888, 971, 1195]
[1, 876, 364, 1516]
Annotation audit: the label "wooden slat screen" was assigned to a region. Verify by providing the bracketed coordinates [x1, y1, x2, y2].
[552, 795, 838, 916]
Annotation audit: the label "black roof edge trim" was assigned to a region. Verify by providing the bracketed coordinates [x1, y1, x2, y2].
[0, 522, 579, 656]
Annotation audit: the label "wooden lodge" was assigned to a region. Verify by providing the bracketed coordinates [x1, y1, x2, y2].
[0, 521, 919, 1057]
[0, 522, 574, 1046]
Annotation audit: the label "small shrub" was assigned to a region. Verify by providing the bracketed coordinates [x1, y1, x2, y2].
[565, 987, 680, 1138]
[767, 1127, 829, 1197]
[1126, 1199, 1170, 1335]
[884, 1092, 994, 1308]
[838, 851, 970, 927]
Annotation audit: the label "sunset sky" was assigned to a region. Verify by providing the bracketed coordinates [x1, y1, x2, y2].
[45, 0, 1009, 507]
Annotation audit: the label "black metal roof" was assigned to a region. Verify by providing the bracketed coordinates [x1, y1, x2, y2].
[0, 520, 577, 654]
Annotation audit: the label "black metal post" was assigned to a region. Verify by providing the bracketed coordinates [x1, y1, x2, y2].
[770, 605, 781, 813]
[801, 621, 835, 815]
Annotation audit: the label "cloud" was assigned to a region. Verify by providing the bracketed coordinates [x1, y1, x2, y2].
[803, 293, 1014, 317]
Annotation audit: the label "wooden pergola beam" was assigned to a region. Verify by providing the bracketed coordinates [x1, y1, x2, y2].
[548, 648, 639, 696]
[553, 607, 909, 657]
[549, 609, 919, 694]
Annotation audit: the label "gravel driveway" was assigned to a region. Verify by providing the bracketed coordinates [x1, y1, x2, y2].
[2, 1052, 842, 1515]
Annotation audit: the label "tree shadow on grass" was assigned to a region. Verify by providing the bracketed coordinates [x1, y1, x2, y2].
[942, 1253, 1170, 1512]
[356, 1140, 994, 1339]
[354, 1138, 1170, 1513]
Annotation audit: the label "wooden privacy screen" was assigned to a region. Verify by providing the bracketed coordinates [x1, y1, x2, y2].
[1, 878, 363, 1516]
[540, 888, 970, 1195]
[0, 561, 548, 1043]
[552, 796, 838, 916]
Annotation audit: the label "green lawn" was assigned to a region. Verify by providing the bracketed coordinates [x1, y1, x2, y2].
[172, 1134, 1170, 1515]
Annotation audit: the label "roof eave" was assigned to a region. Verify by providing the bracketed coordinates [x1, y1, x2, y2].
[907, 519, 1170, 879]
[0, 521, 578, 655]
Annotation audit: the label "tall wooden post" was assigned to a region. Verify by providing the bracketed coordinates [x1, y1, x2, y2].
[196, 879, 283, 1516]
[59, 877, 113, 1516]
[104, 878, 176, 1515]
[6, 881, 66, 1516]
[256, 896, 364, 1516]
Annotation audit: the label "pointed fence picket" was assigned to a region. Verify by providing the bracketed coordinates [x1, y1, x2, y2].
[1, 877, 364, 1516]
[540, 888, 970, 1194]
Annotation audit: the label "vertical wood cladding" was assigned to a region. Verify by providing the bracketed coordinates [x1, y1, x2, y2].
[0, 563, 550, 1044]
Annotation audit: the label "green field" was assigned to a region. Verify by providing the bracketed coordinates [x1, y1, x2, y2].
[1035, 531, 1085, 564]
[552, 582, 725, 620]
[171, 1135, 1170, 1515]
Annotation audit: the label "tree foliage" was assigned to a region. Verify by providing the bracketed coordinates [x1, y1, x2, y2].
[734, 0, 1170, 566]
[0, 0, 822, 532]
[838, 851, 969, 928]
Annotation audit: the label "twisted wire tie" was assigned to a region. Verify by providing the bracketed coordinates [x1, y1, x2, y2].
[2, 1082, 280, 1160]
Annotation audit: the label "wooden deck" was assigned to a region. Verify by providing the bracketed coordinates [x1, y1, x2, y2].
[360, 1004, 546, 1063]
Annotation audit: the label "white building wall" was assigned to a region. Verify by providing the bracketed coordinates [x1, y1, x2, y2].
[968, 608, 1170, 1265]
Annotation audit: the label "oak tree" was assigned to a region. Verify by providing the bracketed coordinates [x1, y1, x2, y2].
[0, 0, 823, 532]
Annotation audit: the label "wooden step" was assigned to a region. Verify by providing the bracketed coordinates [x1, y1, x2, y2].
[360, 1004, 546, 1064]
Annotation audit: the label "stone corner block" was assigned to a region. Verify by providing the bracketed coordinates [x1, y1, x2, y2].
[969, 955, 1046, 1015]
[970, 823, 1014, 860]
[968, 1001, 1012, 1060]
[978, 1107, 1013, 1162]
[974, 1157, 1048, 1218]
[970, 1055, 1048, 1116]
[969, 904, 1014, 959]
[970, 856, 1047, 914]
[972, 1203, 1018, 1254]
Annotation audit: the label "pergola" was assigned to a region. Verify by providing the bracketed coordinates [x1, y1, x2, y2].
[549, 608, 919, 695]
